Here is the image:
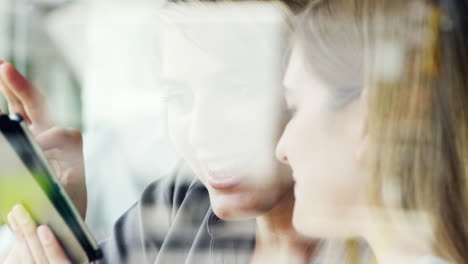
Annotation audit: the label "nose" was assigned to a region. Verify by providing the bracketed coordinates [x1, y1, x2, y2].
[275, 131, 289, 165]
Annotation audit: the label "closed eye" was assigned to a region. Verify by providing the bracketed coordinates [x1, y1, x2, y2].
[328, 87, 361, 110]
[283, 86, 298, 118]
[285, 104, 298, 119]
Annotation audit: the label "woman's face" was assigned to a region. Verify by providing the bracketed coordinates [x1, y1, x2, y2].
[276, 45, 366, 237]
[162, 27, 293, 220]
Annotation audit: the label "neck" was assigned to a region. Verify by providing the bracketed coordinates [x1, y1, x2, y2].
[363, 214, 434, 264]
[252, 188, 317, 264]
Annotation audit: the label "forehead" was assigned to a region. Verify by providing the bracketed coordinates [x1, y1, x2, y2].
[284, 45, 313, 91]
[161, 26, 282, 81]
[160, 5, 289, 81]
[161, 27, 220, 80]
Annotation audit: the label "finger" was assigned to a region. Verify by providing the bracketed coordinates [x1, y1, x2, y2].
[43, 147, 87, 219]
[36, 127, 83, 151]
[37, 226, 71, 264]
[7, 212, 36, 264]
[8, 211, 23, 241]
[0, 67, 29, 123]
[11, 205, 49, 264]
[0, 85, 4, 116]
[44, 149, 63, 179]
[0, 63, 52, 132]
[0, 60, 28, 119]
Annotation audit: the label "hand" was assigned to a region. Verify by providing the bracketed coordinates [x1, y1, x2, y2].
[3, 205, 72, 264]
[0, 60, 87, 218]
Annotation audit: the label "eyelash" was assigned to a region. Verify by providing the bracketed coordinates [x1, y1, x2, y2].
[286, 105, 298, 118]
[328, 87, 361, 110]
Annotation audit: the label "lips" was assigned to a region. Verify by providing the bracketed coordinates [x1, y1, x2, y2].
[204, 164, 243, 190]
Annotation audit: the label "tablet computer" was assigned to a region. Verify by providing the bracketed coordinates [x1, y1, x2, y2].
[0, 114, 102, 264]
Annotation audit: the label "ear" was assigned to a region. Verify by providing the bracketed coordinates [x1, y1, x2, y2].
[356, 87, 369, 166]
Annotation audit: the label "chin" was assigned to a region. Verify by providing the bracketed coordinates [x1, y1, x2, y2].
[209, 191, 274, 221]
[211, 202, 262, 221]
[212, 206, 255, 221]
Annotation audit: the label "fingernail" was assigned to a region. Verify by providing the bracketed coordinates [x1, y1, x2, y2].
[37, 226, 52, 245]
[13, 205, 31, 225]
[7, 212, 18, 231]
[0, 62, 8, 71]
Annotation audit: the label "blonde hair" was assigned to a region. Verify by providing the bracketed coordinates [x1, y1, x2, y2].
[365, 0, 468, 263]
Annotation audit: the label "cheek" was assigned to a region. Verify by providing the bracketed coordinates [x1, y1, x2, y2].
[291, 111, 365, 237]
[167, 112, 193, 160]
[285, 110, 327, 172]
[289, 105, 361, 181]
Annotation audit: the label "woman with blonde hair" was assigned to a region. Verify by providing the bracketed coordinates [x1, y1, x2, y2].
[277, 0, 468, 263]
